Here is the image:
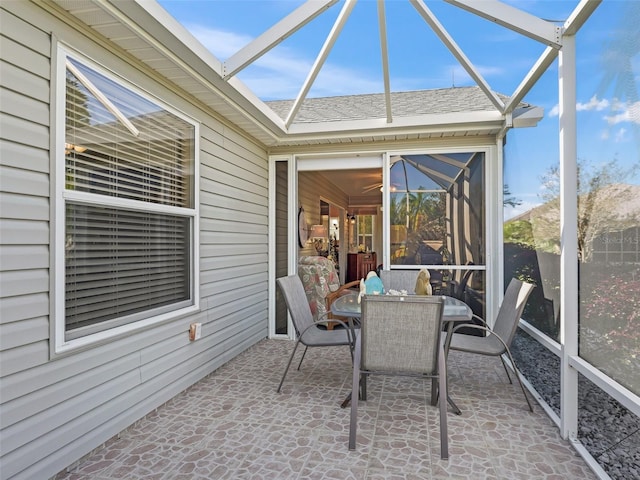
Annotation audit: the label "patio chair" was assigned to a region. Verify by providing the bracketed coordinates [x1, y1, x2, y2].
[451, 262, 475, 301]
[276, 275, 357, 393]
[349, 294, 449, 459]
[444, 278, 535, 412]
[298, 255, 361, 329]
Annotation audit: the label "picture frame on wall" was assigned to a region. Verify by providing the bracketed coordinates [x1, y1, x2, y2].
[298, 207, 308, 247]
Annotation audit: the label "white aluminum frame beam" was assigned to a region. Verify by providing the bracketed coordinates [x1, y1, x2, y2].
[559, 33, 579, 442]
[505, 0, 602, 114]
[377, 0, 393, 123]
[563, 0, 603, 36]
[446, 0, 562, 48]
[285, 0, 358, 128]
[410, 0, 506, 113]
[505, 46, 559, 114]
[222, 0, 339, 79]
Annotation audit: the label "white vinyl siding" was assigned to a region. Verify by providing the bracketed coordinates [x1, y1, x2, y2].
[1, 3, 268, 479]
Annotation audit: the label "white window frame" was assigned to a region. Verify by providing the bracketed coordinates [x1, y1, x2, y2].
[52, 45, 200, 355]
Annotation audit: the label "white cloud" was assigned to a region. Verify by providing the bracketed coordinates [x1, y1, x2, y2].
[576, 95, 610, 111]
[548, 96, 640, 126]
[614, 127, 628, 142]
[604, 101, 640, 125]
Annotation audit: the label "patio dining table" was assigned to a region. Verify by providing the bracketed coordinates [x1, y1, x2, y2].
[331, 292, 472, 322]
[332, 292, 472, 413]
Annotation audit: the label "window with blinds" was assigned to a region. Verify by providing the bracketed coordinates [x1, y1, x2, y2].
[63, 54, 197, 340]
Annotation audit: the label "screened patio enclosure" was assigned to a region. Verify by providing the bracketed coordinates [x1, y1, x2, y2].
[249, 2, 639, 479]
[44, 0, 639, 478]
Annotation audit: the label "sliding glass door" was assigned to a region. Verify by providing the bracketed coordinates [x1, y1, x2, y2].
[385, 151, 487, 319]
[272, 158, 291, 336]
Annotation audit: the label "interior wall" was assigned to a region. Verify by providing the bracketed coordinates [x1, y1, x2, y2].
[297, 171, 349, 257]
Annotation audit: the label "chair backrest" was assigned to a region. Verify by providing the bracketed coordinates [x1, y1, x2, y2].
[360, 295, 444, 374]
[493, 278, 535, 347]
[277, 275, 315, 336]
[378, 270, 419, 294]
[452, 263, 475, 300]
[298, 255, 340, 290]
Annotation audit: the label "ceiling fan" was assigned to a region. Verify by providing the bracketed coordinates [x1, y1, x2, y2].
[360, 156, 409, 193]
[362, 182, 383, 193]
[362, 180, 407, 193]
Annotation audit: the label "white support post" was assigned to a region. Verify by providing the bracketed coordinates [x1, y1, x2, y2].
[559, 33, 579, 441]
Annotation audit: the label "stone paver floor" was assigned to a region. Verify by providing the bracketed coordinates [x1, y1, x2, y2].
[56, 338, 597, 479]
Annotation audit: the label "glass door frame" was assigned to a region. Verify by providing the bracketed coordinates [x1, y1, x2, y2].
[382, 145, 500, 325]
[268, 154, 296, 339]
[269, 145, 500, 339]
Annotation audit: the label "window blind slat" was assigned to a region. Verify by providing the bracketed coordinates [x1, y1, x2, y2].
[65, 203, 190, 329]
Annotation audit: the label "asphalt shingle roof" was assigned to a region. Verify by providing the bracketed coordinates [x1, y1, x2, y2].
[265, 86, 513, 124]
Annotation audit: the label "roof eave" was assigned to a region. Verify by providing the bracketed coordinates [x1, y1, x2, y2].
[285, 110, 504, 135]
[96, 0, 288, 137]
[56, 0, 541, 148]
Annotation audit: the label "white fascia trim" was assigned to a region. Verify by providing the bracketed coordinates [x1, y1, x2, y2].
[286, 110, 504, 136]
[225, 77, 288, 130]
[512, 105, 544, 128]
[131, 0, 223, 74]
[110, 1, 286, 137]
[446, 0, 562, 48]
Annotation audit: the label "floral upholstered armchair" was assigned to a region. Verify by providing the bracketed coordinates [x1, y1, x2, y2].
[298, 256, 360, 329]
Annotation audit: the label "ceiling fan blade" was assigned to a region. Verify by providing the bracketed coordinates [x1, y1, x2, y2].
[362, 182, 383, 193]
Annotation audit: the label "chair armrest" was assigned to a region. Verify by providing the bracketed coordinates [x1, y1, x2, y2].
[326, 280, 361, 310]
[299, 313, 357, 346]
[470, 314, 490, 328]
[444, 323, 510, 357]
[451, 323, 492, 336]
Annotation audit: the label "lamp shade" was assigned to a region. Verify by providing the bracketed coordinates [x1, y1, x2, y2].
[310, 224, 328, 239]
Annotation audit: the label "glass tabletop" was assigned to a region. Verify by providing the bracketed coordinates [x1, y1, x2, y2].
[331, 292, 471, 321]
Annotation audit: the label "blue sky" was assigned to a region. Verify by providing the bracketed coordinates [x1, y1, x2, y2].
[159, 0, 639, 219]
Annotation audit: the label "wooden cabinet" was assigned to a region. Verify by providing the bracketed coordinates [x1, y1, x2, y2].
[347, 252, 377, 283]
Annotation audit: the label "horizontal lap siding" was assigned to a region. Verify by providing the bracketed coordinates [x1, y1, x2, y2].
[0, 3, 269, 479]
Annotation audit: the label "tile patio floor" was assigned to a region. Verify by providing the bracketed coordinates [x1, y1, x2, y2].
[56, 338, 597, 479]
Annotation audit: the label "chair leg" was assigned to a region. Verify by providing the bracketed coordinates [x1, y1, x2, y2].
[504, 348, 534, 412]
[297, 345, 309, 370]
[430, 377, 438, 406]
[438, 346, 449, 460]
[277, 340, 300, 393]
[360, 373, 367, 401]
[499, 355, 513, 384]
[439, 346, 462, 415]
[349, 338, 362, 451]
